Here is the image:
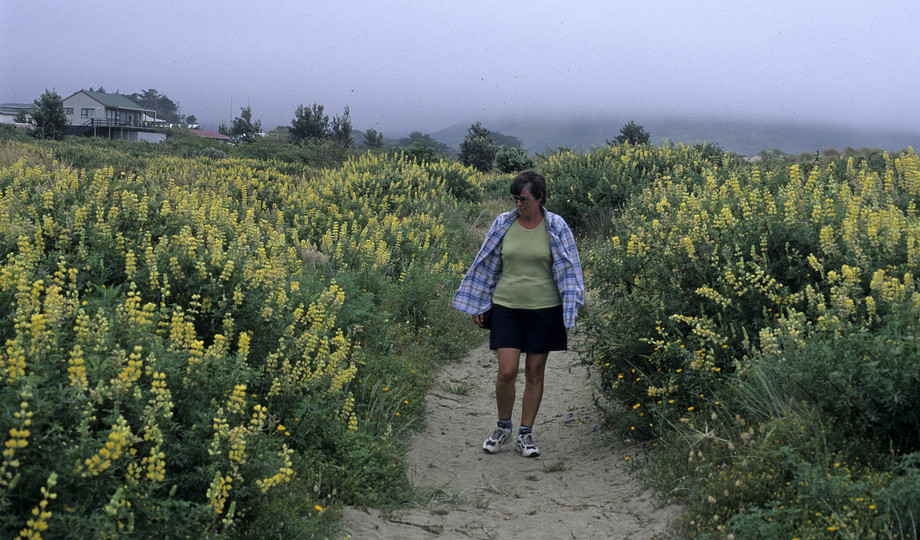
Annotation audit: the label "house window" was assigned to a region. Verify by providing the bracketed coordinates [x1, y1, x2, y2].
[81, 108, 94, 118]
[64, 107, 74, 115]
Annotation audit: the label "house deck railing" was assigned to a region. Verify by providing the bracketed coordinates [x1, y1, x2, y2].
[81, 119, 168, 128]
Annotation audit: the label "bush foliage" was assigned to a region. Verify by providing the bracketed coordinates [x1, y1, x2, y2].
[0, 139, 484, 538]
[579, 145, 920, 537]
[5, 127, 920, 538]
[538, 142, 725, 231]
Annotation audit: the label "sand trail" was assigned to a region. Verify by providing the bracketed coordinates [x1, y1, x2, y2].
[341, 343, 679, 539]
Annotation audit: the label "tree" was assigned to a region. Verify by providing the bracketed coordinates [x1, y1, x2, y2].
[229, 106, 262, 141]
[362, 128, 384, 149]
[329, 106, 353, 148]
[395, 132, 451, 156]
[185, 114, 198, 126]
[491, 131, 524, 149]
[401, 140, 440, 164]
[609, 120, 651, 146]
[290, 103, 352, 147]
[494, 146, 535, 174]
[128, 89, 181, 123]
[459, 122, 498, 172]
[290, 103, 329, 144]
[31, 89, 68, 140]
[265, 126, 290, 141]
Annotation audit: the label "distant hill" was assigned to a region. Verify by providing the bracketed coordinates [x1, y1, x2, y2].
[428, 116, 920, 157]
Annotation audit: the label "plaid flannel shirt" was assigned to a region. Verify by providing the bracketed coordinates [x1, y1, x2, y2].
[452, 209, 584, 328]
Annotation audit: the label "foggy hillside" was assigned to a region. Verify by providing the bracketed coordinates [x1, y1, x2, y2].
[429, 117, 920, 157]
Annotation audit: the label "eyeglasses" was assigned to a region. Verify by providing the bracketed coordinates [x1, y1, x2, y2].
[510, 195, 532, 204]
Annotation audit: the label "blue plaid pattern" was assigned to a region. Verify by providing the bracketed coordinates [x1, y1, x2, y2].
[452, 209, 584, 328]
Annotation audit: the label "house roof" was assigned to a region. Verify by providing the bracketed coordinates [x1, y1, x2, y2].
[189, 129, 231, 141]
[64, 90, 152, 112]
[0, 103, 33, 115]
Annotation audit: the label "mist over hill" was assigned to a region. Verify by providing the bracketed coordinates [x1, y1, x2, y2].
[427, 116, 920, 157]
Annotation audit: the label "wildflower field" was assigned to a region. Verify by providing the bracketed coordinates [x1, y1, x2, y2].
[575, 144, 920, 538]
[0, 135, 484, 538]
[2, 127, 920, 538]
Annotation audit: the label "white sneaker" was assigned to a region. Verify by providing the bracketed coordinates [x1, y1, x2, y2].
[482, 426, 512, 454]
[516, 432, 540, 458]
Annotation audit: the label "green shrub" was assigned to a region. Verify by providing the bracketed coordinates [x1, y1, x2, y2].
[0, 123, 32, 143]
[578, 146, 920, 536]
[0, 145, 483, 537]
[539, 142, 725, 230]
[747, 296, 920, 453]
[658, 405, 920, 539]
[194, 147, 227, 160]
[583, 150, 920, 437]
[493, 146, 535, 174]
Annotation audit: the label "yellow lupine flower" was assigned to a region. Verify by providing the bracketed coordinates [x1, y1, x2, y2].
[82, 416, 133, 477]
[206, 472, 233, 515]
[18, 472, 57, 539]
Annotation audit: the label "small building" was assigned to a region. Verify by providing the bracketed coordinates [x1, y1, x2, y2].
[62, 90, 166, 142]
[0, 103, 33, 124]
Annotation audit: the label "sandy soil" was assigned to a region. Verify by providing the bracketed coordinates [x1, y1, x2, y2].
[340, 342, 681, 539]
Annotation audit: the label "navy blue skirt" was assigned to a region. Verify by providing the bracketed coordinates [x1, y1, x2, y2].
[489, 304, 567, 353]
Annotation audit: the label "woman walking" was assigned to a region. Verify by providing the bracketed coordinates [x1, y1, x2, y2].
[452, 169, 584, 457]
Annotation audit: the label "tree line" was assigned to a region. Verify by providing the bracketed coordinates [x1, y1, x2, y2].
[220, 106, 652, 173]
[20, 89, 653, 174]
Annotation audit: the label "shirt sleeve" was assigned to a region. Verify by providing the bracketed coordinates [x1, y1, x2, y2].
[546, 212, 585, 327]
[451, 214, 509, 315]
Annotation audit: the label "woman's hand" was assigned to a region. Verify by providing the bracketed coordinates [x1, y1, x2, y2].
[473, 313, 484, 328]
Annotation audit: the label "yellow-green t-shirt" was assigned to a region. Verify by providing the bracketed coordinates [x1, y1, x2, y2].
[492, 219, 561, 309]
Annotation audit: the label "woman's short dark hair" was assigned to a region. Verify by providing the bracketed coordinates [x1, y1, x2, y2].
[510, 169, 547, 206]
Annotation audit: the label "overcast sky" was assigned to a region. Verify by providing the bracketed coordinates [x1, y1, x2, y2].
[2, 1, 918, 137]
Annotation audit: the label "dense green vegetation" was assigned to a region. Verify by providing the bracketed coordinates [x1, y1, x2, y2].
[0, 133, 484, 537]
[577, 143, 920, 538]
[2, 127, 918, 538]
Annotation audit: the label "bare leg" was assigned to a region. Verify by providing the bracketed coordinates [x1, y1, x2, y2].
[519, 352, 548, 428]
[495, 348, 521, 421]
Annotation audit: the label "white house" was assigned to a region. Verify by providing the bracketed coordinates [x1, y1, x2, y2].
[62, 90, 166, 142]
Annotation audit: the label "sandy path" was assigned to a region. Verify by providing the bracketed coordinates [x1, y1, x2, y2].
[340, 343, 680, 539]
